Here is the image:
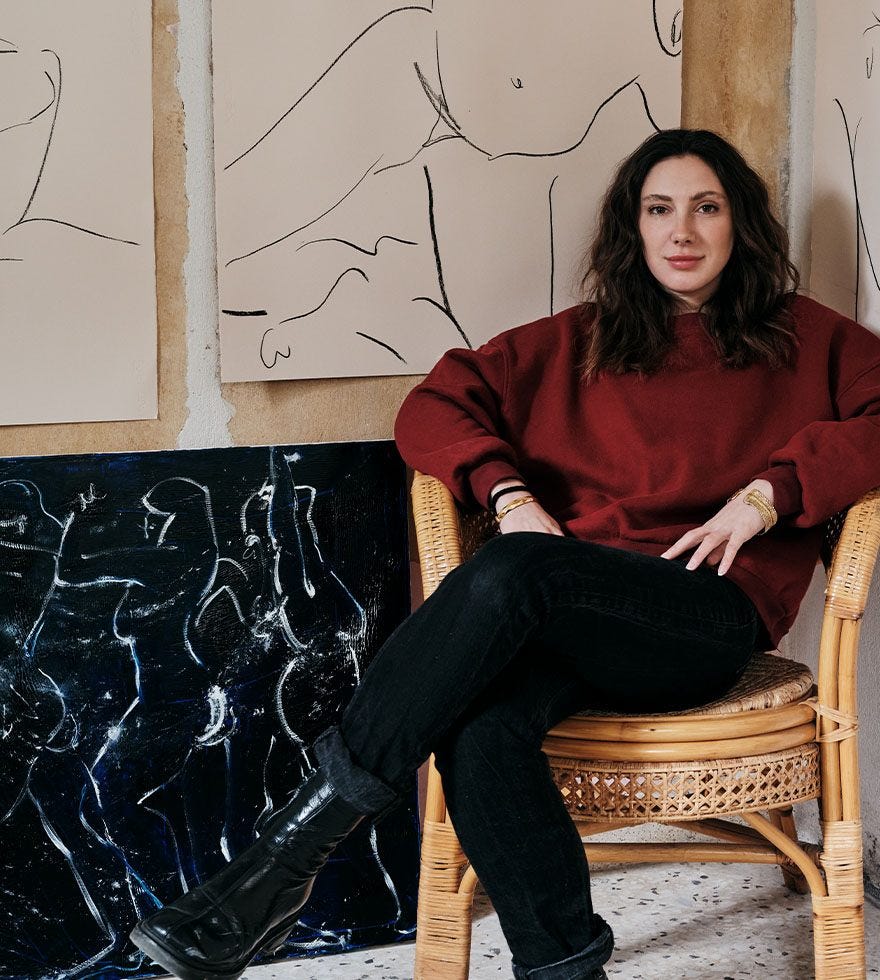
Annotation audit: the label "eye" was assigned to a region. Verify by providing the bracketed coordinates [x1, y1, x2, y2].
[646, 204, 669, 215]
[696, 202, 720, 213]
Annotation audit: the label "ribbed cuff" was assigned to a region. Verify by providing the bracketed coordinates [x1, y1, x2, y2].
[469, 459, 526, 509]
[312, 727, 400, 815]
[751, 464, 803, 518]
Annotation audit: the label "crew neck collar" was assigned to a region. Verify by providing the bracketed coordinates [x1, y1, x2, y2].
[672, 309, 706, 320]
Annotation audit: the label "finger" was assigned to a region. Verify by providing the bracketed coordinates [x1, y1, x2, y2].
[716, 535, 745, 576]
[685, 533, 724, 570]
[661, 530, 700, 559]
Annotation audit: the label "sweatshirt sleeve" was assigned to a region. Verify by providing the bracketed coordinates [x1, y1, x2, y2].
[394, 341, 524, 508]
[751, 313, 880, 527]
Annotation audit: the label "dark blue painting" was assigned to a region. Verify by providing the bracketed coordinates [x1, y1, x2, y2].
[0, 441, 417, 979]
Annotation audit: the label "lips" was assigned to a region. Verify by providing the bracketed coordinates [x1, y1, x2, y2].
[666, 255, 702, 269]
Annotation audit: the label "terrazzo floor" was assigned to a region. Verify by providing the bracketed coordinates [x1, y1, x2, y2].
[245, 859, 880, 980]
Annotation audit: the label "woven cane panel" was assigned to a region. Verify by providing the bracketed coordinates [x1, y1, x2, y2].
[459, 510, 497, 561]
[824, 487, 880, 620]
[821, 509, 847, 572]
[550, 745, 821, 822]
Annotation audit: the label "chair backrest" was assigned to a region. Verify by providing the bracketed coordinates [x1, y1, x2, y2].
[459, 509, 497, 561]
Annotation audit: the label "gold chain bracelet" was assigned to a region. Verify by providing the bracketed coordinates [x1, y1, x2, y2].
[495, 494, 536, 523]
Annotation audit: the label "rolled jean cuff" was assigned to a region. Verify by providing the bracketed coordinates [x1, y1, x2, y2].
[512, 915, 614, 979]
[312, 726, 400, 814]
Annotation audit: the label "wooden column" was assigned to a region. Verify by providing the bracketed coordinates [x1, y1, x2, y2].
[681, 0, 795, 214]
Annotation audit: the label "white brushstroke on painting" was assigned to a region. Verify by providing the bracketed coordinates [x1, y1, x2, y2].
[0, 449, 413, 972]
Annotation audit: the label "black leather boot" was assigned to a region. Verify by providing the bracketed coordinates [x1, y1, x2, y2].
[130, 768, 366, 980]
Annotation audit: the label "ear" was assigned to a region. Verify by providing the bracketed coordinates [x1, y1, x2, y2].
[653, 0, 683, 58]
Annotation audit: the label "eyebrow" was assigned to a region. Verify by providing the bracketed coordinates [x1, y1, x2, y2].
[642, 191, 725, 202]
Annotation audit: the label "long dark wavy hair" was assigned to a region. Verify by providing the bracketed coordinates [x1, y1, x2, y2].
[579, 129, 800, 379]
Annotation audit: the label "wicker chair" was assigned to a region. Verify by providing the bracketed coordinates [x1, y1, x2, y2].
[410, 471, 880, 980]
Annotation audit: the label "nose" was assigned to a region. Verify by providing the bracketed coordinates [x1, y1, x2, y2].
[672, 214, 695, 245]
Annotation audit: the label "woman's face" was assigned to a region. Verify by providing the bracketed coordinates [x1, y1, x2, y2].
[638, 154, 735, 310]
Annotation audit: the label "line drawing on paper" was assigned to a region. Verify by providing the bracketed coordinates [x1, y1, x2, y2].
[214, 1, 684, 379]
[835, 100, 880, 317]
[816, 4, 880, 328]
[278, 267, 370, 323]
[0, 37, 140, 251]
[0, 9, 157, 428]
[355, 331, 407, 362]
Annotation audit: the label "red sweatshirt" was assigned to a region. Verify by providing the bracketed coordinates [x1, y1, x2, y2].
[394, 295, 880, 650]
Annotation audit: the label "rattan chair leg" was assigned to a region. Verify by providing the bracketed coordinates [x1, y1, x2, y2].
[769, 806, 811, 895]
[812, 819, 866, 980]
[414, 817, 476, 980]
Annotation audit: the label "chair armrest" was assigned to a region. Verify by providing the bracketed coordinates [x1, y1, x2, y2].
[824, 487, 880, 620]
[411, 472, 466, 599]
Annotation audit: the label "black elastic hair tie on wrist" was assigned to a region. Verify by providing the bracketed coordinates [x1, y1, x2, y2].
[488, 484, 529, 513]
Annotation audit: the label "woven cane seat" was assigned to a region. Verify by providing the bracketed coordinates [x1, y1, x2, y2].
[575, 652, 814, 718]
[543, 654, 820, 822]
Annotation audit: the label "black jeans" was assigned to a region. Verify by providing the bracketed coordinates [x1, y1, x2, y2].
[316, 533, 760, 979]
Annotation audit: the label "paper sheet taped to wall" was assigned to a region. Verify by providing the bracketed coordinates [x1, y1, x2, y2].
[212, 2, 683, 381]
[811, 3, 880, 334]
[0, 2, 157, 426]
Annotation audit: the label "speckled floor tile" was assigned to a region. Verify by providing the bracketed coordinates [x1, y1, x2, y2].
[244, 860, 880, 979]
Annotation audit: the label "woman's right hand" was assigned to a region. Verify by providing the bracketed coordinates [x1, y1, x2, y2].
[497, 499, 564, 536]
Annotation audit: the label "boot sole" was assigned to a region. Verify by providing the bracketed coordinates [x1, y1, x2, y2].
[130, 916, 297, 980]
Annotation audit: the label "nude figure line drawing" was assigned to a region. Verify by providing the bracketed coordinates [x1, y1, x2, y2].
[224, 5, 433, 171]
[224, 155, 381, 268]
[810, 2, 879, 354]
[214, 2, 683, 379]
[0, 35, 140, 248]
[230, 7, 667, 172]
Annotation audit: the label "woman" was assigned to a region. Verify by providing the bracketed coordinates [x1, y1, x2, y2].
[131, 129, 880, 980]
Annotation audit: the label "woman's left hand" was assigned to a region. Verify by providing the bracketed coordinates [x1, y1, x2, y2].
[660, 480, 774, 576]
